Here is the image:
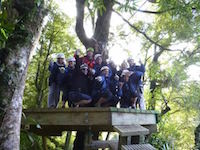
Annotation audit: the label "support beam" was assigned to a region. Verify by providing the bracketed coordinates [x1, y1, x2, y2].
[42, 136, 48, 150]
[64, 131, 72, 150]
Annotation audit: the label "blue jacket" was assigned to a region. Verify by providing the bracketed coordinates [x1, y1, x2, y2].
[129, 71, 143, 90]
[128, 64, 145, 74]
[49, 62, 66, 87]
[99, 76, 110, 91]
[122, 81, 133, 99]
[109, 78, 122, 98]
[129, 64, 145, 86]
[94, 62, 109, 77]
[94, 64, 104, 77]
[92, 75, 110, 96]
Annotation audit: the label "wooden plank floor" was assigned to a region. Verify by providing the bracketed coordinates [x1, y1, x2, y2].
[22, 107, 158, 136]
[23, 107, 158, 114]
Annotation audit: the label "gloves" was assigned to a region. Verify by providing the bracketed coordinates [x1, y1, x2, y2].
[90, 68, 96, 75]
[59, 67, 65, 73]
[114, 74, 119, 81]
[95, 76, 102, 82]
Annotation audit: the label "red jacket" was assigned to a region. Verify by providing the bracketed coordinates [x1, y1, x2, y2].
[81, 56, 95, 69]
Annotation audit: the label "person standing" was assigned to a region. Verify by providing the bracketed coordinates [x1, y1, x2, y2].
[81, 47, 95, 69]
[117, 61, 128, 82]
[127, 58, 146, 110]
[120, 70, 138, 108]
[62, 56, 76, 108]
[127, 58, 145, 73]
[48, 53, 66, 108]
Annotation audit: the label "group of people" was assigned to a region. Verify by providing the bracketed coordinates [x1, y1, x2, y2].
[48, 47, 146, 110]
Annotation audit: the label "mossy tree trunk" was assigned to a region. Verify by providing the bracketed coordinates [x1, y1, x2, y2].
[75, 0, 113, 59]
[0, 1, 47, 149]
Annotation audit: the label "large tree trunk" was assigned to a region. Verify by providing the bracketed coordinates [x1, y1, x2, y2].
[0, 1, 47, 149]
[75, 0, 113, 58]
[195, 123, 200, 149]
[93, 0, 113, 58]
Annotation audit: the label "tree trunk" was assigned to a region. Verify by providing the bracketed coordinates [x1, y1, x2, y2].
[75, 0, 113, 58]
[93, 0, 113, 58]
[148, 46, 164, 110]
[0, 1, 47, 149]
[195, 123, 200, 149]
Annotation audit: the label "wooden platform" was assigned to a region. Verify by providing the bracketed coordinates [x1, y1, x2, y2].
[21, 107, 158, 136]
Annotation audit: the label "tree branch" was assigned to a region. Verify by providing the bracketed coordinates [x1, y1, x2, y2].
[113, 9, 182, 52]
[75, 0, 95, 49]
[114, 1, 175, 14]
[93, 0, 114, 55]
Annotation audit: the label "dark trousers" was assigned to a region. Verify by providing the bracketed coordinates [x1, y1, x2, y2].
[120, 97, 131, 108]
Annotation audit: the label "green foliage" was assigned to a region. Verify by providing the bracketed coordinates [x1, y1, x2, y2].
[0, 0, 16, 48]
[20, 132, 43, 150]
[155, 0, 200, 42]
[86, 0, 106, 16]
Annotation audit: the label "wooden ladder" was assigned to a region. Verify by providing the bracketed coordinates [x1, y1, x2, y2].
[113, 124, 155, 150]
[122, 144, 156, 150]
[87, 140, 118, 150]
[86, 124, 156, 150]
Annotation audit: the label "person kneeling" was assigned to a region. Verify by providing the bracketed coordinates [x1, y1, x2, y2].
[92, 66, 113, 107]
[68, 63, 92, 107]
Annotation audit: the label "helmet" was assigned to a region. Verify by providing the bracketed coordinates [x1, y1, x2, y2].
[57, 53, 65, 59]
[100, 66, 109, 72]
[94, 54, 102, 60]
[80, 63, 88, 70]
[127, 57, 134, 62]
[87, 47, 94, 52]
[68, 57, 76, 62]
[121, 69, 130, 76]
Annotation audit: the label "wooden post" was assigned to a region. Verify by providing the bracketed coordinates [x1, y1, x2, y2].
[140, 135, 145, 144]
[42, 136, 48, 150]
[127, 136, 131, 145]
[118, 136, 127, 150]
[84, 127, 93, 150]
[64, 131, 72, 150]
